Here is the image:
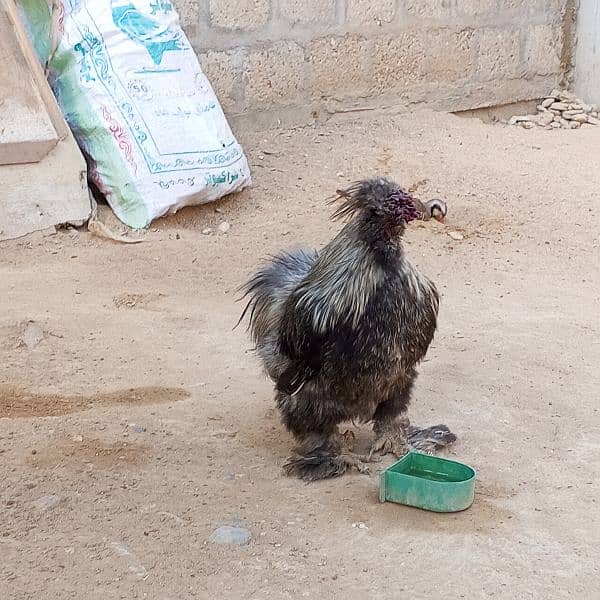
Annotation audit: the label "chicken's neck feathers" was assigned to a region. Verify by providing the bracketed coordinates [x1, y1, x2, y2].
[294, 221, 429, 334]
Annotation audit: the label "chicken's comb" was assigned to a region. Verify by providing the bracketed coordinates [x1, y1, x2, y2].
[388, 189, 421, 222]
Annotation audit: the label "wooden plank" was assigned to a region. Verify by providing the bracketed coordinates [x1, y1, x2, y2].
[0, 0, 90, 239]
[3, 0, 68, 137]
[0, 0, 62, 165]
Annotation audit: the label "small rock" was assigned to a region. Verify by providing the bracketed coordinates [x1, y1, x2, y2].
[508, 115, 529, 125]
[32, 494, 62, 511]
[558, 90, 578, 102]
[128, 423, 146, 433]
[19, 322, 44, 349]
[110, 542, 147, 579]
[551, 122, 561, 129]
[572, 113, 588, 124]
[72, 434, 84, 443]
[217, 222, 231, 234]
[352, 522, 369, 530]
[209, 526, 251, 546]
[562, 109, 584, 118]
[520, 121, 535, 129]
[586, 115, 600, 126]
[447, 231, 464, 241]
[211, 430, 238, 439]
[569, 121, 581, 129]
[201, 228, 212, 235]
[541, 98, 554, 108]
[538, 112, 554, 127]
[550, 102, 569, 111]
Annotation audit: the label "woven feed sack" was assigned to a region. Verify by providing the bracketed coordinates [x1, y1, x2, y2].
[18, 0, 251, 228]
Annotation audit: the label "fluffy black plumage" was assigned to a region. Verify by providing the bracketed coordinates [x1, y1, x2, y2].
[241, 177, 455, 481]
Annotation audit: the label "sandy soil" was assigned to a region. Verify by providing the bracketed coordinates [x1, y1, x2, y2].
[1, 110, 599, 599]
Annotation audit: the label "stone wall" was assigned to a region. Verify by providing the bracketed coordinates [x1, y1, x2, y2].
[174, 0, 570, 127]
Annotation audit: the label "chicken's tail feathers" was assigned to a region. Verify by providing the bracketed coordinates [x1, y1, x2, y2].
[237, 248, 317, 342]
[408, 424, 457, 453]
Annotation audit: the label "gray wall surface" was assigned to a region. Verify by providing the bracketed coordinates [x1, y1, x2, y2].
[175, 1, 570, 126]
[574, 0, 600, 105]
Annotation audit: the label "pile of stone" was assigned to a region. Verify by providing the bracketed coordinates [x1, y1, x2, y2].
[508, 89, 600, 130]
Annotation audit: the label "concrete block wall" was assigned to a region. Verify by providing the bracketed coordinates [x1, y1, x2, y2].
[175, 0, 570, 127]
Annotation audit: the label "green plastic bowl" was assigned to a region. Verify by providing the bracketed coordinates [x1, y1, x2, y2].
[379, 451, 476, 512]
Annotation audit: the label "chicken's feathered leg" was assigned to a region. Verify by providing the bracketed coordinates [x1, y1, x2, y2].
[284, 428, 375, 481]
[278, 393, 376, 481]
[370, 376, 457, 458]
[369, 386, 412, 460]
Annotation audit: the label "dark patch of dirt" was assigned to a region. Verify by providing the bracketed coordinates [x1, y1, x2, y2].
[0, 385, 190, 418]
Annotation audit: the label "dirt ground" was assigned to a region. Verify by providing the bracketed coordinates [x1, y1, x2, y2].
[1, 110, 599, 599]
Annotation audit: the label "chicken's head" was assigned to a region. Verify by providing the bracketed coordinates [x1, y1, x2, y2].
[333, 177, 420, 238]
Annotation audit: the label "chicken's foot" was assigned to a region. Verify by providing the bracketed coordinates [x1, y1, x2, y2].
[368, 416, 410, 460]
[339, 453, 378, 474]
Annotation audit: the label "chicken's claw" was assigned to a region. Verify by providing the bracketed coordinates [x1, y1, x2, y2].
[368, 432, 410, 461]
[340, 429, 356, 451]
[340, 453, 372, 475]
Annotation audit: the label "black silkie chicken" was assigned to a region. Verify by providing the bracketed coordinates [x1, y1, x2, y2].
[241, 178, 455, 481]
